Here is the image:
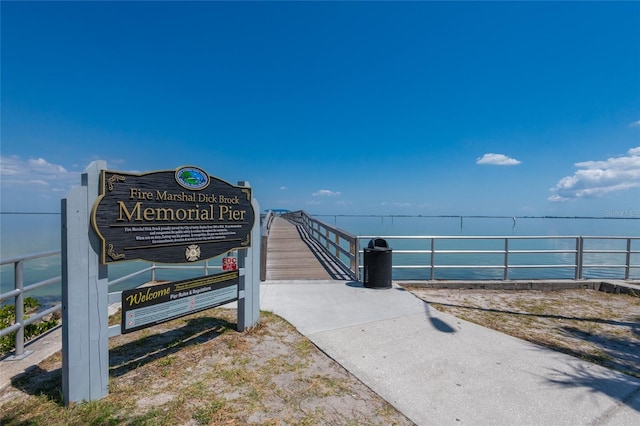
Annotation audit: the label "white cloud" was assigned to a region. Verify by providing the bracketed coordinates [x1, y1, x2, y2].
[549, 147, 640, 202]
[312, 189, 341, 197]
[1, 156, 70, 179]
[280, 186, 287, 190]
[1, 156, 79, 210]
[629, 120, 640, 128]
[476, 153, 521, 166]
[28, 158, 68, 174]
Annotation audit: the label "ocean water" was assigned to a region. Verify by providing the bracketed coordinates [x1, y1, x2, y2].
[1, 214, 639, 305]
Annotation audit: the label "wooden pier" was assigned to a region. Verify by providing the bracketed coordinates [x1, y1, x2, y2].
[264, 217, 353, 281]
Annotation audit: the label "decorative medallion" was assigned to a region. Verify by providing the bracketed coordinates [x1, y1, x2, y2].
[175, 166, 210, 190]
[185, 244, 201, 262]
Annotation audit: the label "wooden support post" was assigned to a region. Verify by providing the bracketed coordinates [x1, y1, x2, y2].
[62, 160, 109, 405]
[237, 181, 260, 331]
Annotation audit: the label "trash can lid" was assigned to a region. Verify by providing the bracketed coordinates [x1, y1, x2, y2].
[368, 238, 389, 249]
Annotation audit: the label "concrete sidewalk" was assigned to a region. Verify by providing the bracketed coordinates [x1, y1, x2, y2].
[260, 280, 640, 425]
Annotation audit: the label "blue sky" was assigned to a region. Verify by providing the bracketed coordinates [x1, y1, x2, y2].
[1, 1, 639, 218]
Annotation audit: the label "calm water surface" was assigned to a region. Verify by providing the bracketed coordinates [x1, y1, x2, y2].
[1, 214, 639, 304]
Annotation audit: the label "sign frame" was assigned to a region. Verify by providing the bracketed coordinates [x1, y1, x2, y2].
[91, 166, 255, 264]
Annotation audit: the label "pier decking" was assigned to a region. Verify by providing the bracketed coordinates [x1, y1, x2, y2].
[264, 217, 352, 281]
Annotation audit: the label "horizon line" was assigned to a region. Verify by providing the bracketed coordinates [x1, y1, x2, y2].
[2, 211, 638, 220]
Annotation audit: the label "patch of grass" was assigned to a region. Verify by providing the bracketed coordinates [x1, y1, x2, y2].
[308, 374, 352, 397]
[192, 399, 226, 425]
[156, 355, 176, 367]
[293, 337, 314, 358]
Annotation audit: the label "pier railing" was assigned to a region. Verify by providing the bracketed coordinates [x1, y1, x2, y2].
[281, 211, 639, 281]
[260, 211, 276, 281]
[282, 211, 358, 279]
[356, 235, 640, 281]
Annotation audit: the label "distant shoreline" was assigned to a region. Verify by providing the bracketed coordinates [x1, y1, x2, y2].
[0, 212, 60, 215]
[313, 214, 640, 220]
[2, 211, 638, 220]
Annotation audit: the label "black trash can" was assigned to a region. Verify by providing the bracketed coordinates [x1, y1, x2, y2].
[363, 238, 392, 289]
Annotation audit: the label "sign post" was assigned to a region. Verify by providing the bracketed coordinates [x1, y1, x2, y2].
[62, 161, 109, 404]
[61, 162, 260, 405]
[238, 182, 260, 332]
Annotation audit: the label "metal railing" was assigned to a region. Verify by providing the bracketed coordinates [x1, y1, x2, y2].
[356, 235, 640, 281]
[260, 211, 275, 281]
[283, 211, 358, 279]
[1, 252, 225, 357]
[278, 211, 639, 281]
[1, 250, 63, 359]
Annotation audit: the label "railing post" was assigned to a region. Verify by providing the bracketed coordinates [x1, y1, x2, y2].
[151, 262, 156, 282]
[350, 239, 356, 279]
[503, 238, 509, 280]
[14, 259, 25, 358]
[625, 238, 631, 280]
[355, 237, 361, 281]
[430, 238, 435, 280]
[325, 227, 330, 251]
[576, 237, 583, 279]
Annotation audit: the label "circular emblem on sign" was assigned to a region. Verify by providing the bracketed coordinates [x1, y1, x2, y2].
[185, 245, 201, 262]
[175, 166, 210, 190]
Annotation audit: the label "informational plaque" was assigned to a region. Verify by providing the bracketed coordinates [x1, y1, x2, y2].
[121, 270, 239, 334]
[91, 166, 255, 264]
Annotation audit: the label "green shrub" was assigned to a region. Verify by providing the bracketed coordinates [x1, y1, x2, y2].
[1, 297, 60, 355]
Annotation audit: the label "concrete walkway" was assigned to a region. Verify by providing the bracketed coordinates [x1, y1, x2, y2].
[260, 280, 640, 425]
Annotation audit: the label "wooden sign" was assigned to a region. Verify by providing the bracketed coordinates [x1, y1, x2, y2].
[91, 166, 255, 264]
[120, 270, 239, 334]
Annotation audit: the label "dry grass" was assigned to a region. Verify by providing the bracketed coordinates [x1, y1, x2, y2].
[0, 308, 413, 426]
[406, 288, 640, 378]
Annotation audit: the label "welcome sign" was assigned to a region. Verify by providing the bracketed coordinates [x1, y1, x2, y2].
[120, 270, 239, 334]
[91, 166, 255, 264]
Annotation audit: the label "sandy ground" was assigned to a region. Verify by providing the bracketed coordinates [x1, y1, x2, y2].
[405, 288, 640, 378]
[1, 309, 414, 425]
